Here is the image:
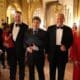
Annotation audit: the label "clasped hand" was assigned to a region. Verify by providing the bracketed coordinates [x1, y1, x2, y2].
[27, 43, 39, 53]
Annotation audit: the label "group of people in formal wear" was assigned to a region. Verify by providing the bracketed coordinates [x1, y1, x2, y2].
[0, 10, 80, 80]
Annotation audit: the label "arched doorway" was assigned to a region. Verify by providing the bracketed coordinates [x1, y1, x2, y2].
[7, 3, 22, 24]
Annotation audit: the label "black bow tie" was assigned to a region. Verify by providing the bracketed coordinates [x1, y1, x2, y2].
[15, 24, 20, 27]
[56, 27, 63, 29]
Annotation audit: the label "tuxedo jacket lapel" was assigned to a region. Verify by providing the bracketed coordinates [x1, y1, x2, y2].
[52, 26, 56, 45]
[10, 23, 14, 42]
[10, 23, 22, 42]
[61, 26, 65, 44]
[61, 25, 72, 49]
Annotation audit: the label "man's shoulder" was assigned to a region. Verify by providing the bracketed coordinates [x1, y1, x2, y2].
[47, 25, 56, 30]
[20, 23, 28, 31]
[22, 22, 28, 28]
[9, 23, 14, 27]
[10, 22, 28, 27]
[63, 25, 72, 30]
[38, 28, 46, 33]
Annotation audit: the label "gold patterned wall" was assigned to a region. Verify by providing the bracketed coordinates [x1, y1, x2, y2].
[27, 1, 42, 26]
[73, 0, 80, 24]
[45, 2, 63, 27]
[0, 0, 78, 28]
[0, 0, 6, 24]
[5, 0, 42, 26]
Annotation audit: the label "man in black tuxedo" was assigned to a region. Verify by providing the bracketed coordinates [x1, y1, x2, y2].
[0, 28, 6, 69]
[24, 16, 46, 80]
[0, 28, 4, 61]
[46, 13, 73, 80]
[9, 11, 28, 80]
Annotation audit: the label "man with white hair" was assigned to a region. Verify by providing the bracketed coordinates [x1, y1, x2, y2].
[46, 13, 73, 80]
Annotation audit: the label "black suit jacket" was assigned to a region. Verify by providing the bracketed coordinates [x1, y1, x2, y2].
[24, 28, 46, 54]
[24, 28, 46, 65]
[46, 25, 73, 62]
[10, 23, 28, 56]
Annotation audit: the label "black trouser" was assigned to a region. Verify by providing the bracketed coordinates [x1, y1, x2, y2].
[7, 48, 25, 80]
[0, 51, 5, 67]
[49, 61, 66, 80]
[28, 53, 45, 80]
[49, 46, 67, 80]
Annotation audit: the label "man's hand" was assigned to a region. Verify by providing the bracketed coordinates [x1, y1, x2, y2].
[27, 47, 33, 53]
[32, 43, 39, 51]
[60, 45, 66, 52]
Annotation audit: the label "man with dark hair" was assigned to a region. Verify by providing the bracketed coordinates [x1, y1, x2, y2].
[8, 11, 28, 80]
[46, 13, 73, 80]
[32, 16, 41, 23]
[24, 16, 46, 80]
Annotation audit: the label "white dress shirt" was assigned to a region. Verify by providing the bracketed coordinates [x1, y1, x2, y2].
[56, 27, 63, 45]
[12, 23, 20, 41]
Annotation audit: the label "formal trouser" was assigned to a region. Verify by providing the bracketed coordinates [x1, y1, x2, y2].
[0, 51, 5, 68]
[49, 61, 66, 80]
[49, 46, 67, 80]
[7, 48, 25, 80]
[28, 53, 45, 80]
[73, 63, 80, 80]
